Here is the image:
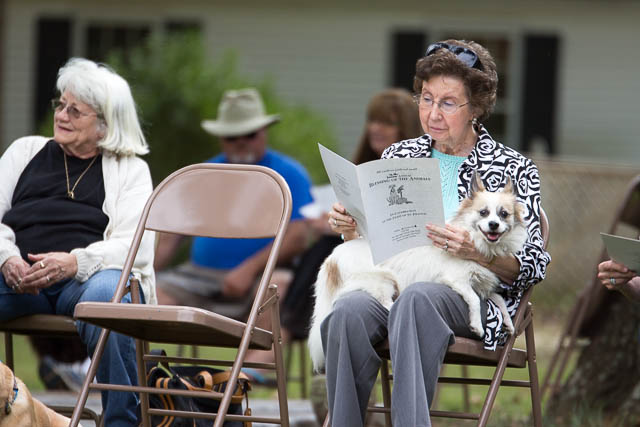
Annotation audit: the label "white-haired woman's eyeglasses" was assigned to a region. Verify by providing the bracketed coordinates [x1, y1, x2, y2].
[51, 99, 101, 121]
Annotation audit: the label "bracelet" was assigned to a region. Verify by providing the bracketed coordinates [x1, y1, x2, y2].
[340, 232, 362, 242]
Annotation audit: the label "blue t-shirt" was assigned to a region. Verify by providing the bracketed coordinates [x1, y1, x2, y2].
[190, 149, 313, 269]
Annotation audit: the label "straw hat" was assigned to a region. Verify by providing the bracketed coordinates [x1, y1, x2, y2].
[201, 88, 280, 137]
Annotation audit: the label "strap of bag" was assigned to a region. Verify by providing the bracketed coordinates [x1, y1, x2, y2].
[152, 375, 176, 426]
[180, 375, 245, 405]
[146, 349, 253, 410]
[196, 370, 251, 401]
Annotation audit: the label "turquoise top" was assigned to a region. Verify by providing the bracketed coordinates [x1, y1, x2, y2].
[432, 148, 466, 221]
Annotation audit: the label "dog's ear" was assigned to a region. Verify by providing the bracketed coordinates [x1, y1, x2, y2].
[469, 171, 485, 198]
[514, 201, 525, 224]
[502, 176, 515, 195]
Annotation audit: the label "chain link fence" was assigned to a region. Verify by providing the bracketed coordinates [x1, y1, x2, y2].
[530, 156, 638, 320]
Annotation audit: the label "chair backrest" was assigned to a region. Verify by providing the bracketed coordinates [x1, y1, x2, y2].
[112, 163, 292, 303]
[145, 164, 290, 239]
[611, 174, 640, 234]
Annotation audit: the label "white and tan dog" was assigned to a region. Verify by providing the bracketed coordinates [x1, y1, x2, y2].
[0, 361, 76, 427]
[308, 175, 528, 371]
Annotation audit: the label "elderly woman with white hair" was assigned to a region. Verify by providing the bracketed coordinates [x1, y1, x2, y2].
[0, 58, 154, 426]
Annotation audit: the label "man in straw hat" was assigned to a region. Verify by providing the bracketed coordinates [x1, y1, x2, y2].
[154, 88, 313, 334]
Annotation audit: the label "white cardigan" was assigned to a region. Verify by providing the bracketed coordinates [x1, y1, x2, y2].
[0, 136, 156, 304]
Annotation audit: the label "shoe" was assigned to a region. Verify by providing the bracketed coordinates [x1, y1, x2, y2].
[38, 355, 87, 392]
[39, 356, 70, 391]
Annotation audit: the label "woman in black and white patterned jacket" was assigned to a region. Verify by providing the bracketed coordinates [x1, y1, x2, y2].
[323, 39, 551, 427]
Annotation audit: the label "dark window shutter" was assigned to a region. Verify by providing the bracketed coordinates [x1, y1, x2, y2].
[165, 20, 202, 35]
[520, 34, 560, 154]
[35, 18, 71, 129]
[86, 25, 150, 63]
[391, 31, 426, 91]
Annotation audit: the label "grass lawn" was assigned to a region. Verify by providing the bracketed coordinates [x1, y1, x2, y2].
[0, 317, 584, 426]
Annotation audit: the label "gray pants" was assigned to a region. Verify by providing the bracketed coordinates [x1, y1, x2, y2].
[320, 282, 487, 427]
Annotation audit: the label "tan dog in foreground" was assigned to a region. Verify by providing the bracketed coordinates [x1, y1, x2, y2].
[0, 361, 76, 427]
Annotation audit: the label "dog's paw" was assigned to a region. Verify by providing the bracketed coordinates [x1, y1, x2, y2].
[503, 317, 515, 335]
[378, 298, 393, 311]
[470, 322, 485, 338]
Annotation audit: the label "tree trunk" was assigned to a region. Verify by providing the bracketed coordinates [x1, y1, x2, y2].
[546, 293, 640, 425]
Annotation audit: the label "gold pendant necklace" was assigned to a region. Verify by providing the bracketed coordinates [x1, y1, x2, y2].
[64, 152, 98, 199]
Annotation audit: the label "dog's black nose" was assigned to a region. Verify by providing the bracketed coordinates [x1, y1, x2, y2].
[489, 221, 499, 230]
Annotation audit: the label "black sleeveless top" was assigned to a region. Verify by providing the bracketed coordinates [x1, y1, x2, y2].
[2, 140, 108, 261]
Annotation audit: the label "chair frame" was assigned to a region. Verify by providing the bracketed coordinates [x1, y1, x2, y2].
[69, 163, 293, 427]
[541, 174, 640, 402]
[322, 208, 549, 427]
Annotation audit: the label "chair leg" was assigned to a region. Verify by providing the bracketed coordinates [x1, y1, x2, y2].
[546, 297, 588, 401]
[525, 320, 543, 427]
[461, 365, 471, 412]
[70, 328, 112, 427]
[380, 359, 393, 427]
[477, 336, 517, 427]
[135, 338, 151, 427]
[540, 293, 583, 400]
[541, 294, 591, 399]
[270, 288, 290, 427]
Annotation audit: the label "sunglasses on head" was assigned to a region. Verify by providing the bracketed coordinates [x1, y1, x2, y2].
[222, 131, 258, 142]
[425, 42, 483, 71]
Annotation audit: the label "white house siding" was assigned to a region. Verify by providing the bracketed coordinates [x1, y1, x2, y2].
[2, 0, 640, 166]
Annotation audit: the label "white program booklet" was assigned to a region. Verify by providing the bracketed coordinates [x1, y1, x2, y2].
[600, 232, 640, 272]
[318, 143, 445, 264]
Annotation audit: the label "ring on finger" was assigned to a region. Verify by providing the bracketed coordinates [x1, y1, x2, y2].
[39, 261, 45, 269]
[610, 277, 616, 285]
[46, 275, 51, 282]
[13, 283, 21, 292]
[333, 218, 337, 226]
[444, 239, 449, 251]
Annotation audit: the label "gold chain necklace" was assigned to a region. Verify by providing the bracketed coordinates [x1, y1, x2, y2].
[63, 152, 98, 199]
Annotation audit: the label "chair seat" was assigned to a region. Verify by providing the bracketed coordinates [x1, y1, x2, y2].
[444, 337, 527, 368]
[74, 303, 273, 350]
[375, 336, 527, 369]
[0, 314, 77, 336]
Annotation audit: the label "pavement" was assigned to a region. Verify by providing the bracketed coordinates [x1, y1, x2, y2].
[33, 391, 321, 427]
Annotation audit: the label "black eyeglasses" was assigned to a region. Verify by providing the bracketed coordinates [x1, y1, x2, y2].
[222, 131, 258, 142]
[51, 99, 99, 121]
[425, 42, 483, 71]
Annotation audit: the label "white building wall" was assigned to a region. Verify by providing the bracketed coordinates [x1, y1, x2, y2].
[2, 0, 640, 165]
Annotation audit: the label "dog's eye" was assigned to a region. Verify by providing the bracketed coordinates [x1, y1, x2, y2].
[479, 209, 489, 217]
[500, 210, 509, 219]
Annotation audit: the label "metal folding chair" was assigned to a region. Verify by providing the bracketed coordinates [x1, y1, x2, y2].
[69, 163, 292, 427]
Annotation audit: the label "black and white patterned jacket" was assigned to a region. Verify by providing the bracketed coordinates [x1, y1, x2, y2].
[381, 125, 551, 349]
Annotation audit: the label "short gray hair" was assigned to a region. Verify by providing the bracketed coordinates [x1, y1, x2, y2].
[56, 58, 148, 156]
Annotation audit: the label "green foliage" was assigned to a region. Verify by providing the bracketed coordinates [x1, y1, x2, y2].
[106, 32, 338, 185]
